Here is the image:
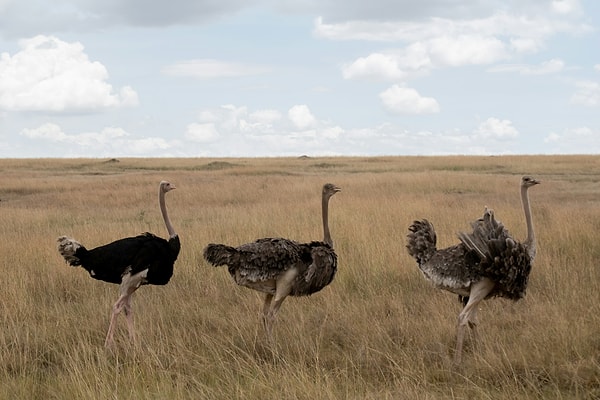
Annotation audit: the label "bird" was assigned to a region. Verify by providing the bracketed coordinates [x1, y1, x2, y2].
[203, 183, 341, 338]
[406, 175, 540, 364]
[57, 180, 180, 347]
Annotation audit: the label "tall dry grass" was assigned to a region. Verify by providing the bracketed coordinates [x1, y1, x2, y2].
[0, 156, 599, 399]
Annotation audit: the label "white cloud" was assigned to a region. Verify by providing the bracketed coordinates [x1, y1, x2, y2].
[322, 126, 343, 139]
[544, 132, 561, 143]
[317, 8, 592, 82]
[473, 117, 519, 139]
[249, 109, 282, 124]
[427, 35, 507, 66]
[0, 35, 138, 112]
[489, 59, 565, 75]
[595, 64, 600, 72]
[235, 109, 283, 135]
[544, 127, 600, 153]
[126, 137, 172, 154]
[343, 53, 412, 81]
[571, 80, 600, 107]
[551, 0, 583, 15]
[185, 123, 220, 143]
[343, 45, 435, 82]
[197, 110, 222, 123]
[509, 37, 540, 53]
[314, 11, 591, 44]
[187, 104, 321, 144]
[162, 59, 270, 78]
[344, 32, 510, 83]
[176, 103, 539, 157]
[19, 123, 175, 156]
[20, 123, 67, 141]
[337, 21, 527, 83]
[180, 104, 344, 156]
[288, 105, 317, 129]
[21, 124, 129, 147]
[118, 86, 139, 107]
[379, 85, 440, 114]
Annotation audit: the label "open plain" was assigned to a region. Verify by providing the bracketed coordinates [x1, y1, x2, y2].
[0, 156, 598, 399]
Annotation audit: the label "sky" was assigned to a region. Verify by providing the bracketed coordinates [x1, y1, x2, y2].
[0, 0, 599, 157]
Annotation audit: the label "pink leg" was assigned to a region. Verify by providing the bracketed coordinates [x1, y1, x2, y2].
[123, 296, 136, 342]
[104, 272, 143, 347]
[105, 293, 130, 347]
[454, 278, 495, 365]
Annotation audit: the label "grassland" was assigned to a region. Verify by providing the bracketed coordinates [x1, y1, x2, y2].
[0, 155, 599, 399]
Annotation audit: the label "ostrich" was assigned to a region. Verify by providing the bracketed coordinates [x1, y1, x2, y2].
[406, 176, 540, 364]
[203, 183, 340, 338]
[57, 181, 180, 347]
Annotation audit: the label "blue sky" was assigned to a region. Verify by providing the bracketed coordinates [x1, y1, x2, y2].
[0, 0, 598, 157]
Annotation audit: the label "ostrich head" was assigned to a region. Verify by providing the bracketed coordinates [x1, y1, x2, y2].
[521, 176, 540, 188]
[160, 181, 176, 193]
[323, 183, 341, 198]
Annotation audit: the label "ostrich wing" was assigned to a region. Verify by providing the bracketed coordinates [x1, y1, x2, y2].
[81, 233, 176, 285]
[204, 237, 305, 282]
[237, 238, 304, 267]
[300, 241, 338, 293]
[458, 208, 532, 300]
[417, 244, 480, 295]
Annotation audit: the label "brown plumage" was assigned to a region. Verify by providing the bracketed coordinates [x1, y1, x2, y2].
[203, 183, 340, 338]
[407, 176, 540, 364]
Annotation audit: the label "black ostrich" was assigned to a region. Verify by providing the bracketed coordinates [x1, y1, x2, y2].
[57, 181, 180, 347]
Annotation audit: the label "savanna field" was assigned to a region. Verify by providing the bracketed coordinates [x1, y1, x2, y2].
[1, 156, 599, 399]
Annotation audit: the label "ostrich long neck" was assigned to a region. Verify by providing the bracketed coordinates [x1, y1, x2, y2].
[521, 185, 535, 259]
[159, 187, 176, 238]
[322, 194, 333, 247]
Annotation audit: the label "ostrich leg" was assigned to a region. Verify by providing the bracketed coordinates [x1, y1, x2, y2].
[104, 272, 143, 347]
[454, 278, 495, 364]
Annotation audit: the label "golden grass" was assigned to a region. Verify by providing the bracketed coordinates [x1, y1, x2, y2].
[1, 155, 599, 399]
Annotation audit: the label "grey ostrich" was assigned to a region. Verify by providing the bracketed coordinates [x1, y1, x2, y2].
[57, 181, 180, 347]
[203, 183, 340, 338]
[406, 176, 540, 364]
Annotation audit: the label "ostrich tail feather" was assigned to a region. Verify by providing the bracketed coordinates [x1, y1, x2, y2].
[406, 219, 437, 265]
[56, 236, 85, 267]
[203, 243, 238, 267]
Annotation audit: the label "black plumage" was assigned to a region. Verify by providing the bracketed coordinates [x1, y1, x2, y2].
[203, 183, 340, 337]
[57, 181, 179, 347]
[60, 233, 179, 285]
[406, 176, 540, 364]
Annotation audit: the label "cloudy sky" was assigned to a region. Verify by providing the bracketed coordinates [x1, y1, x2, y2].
[0, 0, 598, 157]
